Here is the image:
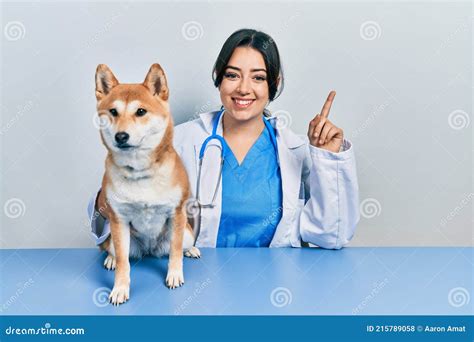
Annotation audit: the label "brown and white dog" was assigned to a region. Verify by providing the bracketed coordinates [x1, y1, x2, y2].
[94, 63, 200, 306]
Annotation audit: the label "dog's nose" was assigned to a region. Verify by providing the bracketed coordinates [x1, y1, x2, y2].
[115, 132, 130, 145]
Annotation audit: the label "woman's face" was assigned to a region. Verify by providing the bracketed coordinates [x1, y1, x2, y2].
[219, 46, 269, 122]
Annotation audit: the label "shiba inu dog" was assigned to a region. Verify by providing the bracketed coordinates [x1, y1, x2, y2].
[94, 63, 200, 305]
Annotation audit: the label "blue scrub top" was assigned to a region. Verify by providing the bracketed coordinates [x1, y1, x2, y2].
[216, 120, 283, 247]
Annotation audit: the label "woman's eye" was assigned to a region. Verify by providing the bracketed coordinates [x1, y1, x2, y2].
[109, 108, 118, 116]
[224, 72, 238, 79]
[136, 108, 147, 117]
[254, 75, 267, 81]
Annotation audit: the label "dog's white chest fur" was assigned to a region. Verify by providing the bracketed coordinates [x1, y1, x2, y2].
[107, 159, 182, 244]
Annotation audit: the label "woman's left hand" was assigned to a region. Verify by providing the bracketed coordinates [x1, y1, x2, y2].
[307, 90, 344, 153]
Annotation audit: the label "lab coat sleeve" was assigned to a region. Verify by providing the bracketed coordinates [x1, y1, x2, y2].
[87, 188, 111, 245]
[299, 139, 360, 249]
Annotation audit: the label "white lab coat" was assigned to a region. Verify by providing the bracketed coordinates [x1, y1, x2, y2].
[88, 110, 360, 249]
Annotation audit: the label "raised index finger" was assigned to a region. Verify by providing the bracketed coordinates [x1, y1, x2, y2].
[321, 90, 336, 118]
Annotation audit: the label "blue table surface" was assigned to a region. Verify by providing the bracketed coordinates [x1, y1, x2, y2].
[0, 247, 472, 315]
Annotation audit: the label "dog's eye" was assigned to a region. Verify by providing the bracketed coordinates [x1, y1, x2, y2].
[109, 108, 118, 117]
[136, 108, 147, 117]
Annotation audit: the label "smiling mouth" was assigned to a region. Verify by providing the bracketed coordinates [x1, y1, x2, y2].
[232, 97, 255, 109]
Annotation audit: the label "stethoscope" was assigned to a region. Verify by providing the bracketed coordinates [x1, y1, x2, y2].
[192, 107, 279, 245]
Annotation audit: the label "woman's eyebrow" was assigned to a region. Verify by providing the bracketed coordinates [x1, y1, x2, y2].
[225, 65, 267, 73]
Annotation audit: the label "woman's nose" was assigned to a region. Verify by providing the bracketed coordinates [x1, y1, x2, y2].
[237, 77, 251, 94]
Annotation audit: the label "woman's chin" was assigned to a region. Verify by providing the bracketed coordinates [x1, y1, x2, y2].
[225, 107, 264, 122]
[228, 112, 256, 122]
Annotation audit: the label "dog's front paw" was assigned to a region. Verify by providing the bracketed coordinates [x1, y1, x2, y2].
[103, 254, 116, 270]
[166, 268, 184, 289]
[109, 284, 129, 306]
[184, 246, 201, 258]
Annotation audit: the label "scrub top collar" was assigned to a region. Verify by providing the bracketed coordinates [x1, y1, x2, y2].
[211, 109, 279, 164]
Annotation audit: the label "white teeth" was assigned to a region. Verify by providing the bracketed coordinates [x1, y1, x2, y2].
[234, 99, 253, 106]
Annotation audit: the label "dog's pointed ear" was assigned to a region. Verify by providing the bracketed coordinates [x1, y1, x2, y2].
[143, 63, 169, 102]
[95, 64, 119, 101]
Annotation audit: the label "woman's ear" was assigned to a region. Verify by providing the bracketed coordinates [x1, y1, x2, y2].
[95, 64, 119, 101]
[276, 76, 281, 88]
[143, 63, 169, 102]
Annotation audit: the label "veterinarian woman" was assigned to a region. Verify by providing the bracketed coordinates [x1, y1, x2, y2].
[88, 28, 360, 249]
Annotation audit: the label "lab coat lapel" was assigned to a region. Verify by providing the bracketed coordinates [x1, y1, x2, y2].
[268, 117, 305, 246]
[193, 111, 223, 247]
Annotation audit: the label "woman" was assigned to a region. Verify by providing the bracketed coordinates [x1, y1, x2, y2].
[88, 28, 360, 249]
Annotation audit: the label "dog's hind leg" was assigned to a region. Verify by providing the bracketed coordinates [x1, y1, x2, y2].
[183, 223, 200, 259]
[100, 236, 116, 270]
